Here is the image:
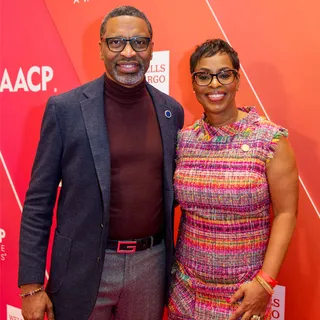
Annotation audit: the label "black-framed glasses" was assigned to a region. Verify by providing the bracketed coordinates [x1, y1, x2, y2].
[102, 37, 151, 52]
[192, 69, 238, 86]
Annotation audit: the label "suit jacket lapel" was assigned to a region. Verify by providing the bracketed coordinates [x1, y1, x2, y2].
[80, 75, 110, 216]
[80, 79, 175, 217]
[147, 83, 174, 191]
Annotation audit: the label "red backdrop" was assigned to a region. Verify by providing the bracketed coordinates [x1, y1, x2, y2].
[1, 0, 320, 319]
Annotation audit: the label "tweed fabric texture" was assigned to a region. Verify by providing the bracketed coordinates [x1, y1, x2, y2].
[168, 107, 287, 319]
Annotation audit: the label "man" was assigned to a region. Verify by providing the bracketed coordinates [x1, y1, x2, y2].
[19, 6, 184, 320]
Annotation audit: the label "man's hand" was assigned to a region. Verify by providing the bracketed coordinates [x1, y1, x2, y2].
[228, 280, 271, 320]
[21, 285, 54, 320]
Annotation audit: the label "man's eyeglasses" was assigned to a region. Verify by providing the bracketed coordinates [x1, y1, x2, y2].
[192, 69, 238, 86]
[102, 37, 151, 52]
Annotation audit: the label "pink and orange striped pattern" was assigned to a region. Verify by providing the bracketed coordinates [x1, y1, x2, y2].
[168, 107, 286, 319]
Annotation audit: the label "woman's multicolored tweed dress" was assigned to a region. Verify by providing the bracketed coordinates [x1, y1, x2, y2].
[168, 107, 287, 319]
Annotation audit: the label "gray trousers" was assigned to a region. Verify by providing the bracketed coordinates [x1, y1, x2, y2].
[89, 241, 166, 320]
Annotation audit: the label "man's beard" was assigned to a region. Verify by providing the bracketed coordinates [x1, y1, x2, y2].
[109, 59, 146, 86]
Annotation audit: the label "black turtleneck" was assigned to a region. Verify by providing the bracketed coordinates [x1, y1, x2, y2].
[104, 75, 164, 240]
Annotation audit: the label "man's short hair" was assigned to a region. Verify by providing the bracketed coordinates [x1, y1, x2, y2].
[100, 6, 153, 39]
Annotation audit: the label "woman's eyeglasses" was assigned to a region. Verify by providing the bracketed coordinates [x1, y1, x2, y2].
[192, 69, 238, 86]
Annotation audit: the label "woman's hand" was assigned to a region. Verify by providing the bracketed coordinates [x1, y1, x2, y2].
[228, 281, 271, 320]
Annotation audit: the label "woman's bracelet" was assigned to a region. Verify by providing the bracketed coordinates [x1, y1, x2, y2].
[255, 275, 274, 295]
[257, 270, 278, 288]
[19, 286, 45, 298]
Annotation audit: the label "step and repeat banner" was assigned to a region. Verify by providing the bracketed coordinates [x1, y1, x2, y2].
[1, 0, 320, 319]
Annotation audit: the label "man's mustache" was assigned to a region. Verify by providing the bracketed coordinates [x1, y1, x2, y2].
[116, 59, 141, 64]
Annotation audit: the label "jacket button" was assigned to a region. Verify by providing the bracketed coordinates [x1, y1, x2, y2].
[97, 257, 100, 263]
[100, 223, 104, 228]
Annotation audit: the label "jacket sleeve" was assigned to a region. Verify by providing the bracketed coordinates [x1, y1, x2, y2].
[18, 97, 62, 286]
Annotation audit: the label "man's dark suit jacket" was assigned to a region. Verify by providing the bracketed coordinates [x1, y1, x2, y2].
[19, 75, 184, 320]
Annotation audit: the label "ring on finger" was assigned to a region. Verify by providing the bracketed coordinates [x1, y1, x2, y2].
[251, 316, 261, 320]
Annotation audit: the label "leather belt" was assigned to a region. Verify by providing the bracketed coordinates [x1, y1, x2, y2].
[107, 233, 163, 253]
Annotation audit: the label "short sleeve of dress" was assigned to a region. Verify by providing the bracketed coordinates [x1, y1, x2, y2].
[267, 126, 288, 161]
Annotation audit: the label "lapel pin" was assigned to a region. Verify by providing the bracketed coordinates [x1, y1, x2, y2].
[165, 110, 172, 118]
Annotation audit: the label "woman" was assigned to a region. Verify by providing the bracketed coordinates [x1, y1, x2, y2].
[168, 39, 298, 320]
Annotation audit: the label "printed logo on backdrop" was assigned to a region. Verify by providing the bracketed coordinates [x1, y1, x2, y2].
[73, 0, 100, 4]
[271, 285, 285, 319]
[0, 228, 7, 261]
[0, 66, 55, 93]
[146, 51, 170, 94]
[6, 305, 23, 320]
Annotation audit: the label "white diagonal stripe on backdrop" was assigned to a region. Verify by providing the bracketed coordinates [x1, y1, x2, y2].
[1, 151, 23, 212]
[205, 0, 319, 218]
[0, 151, 50, 279]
